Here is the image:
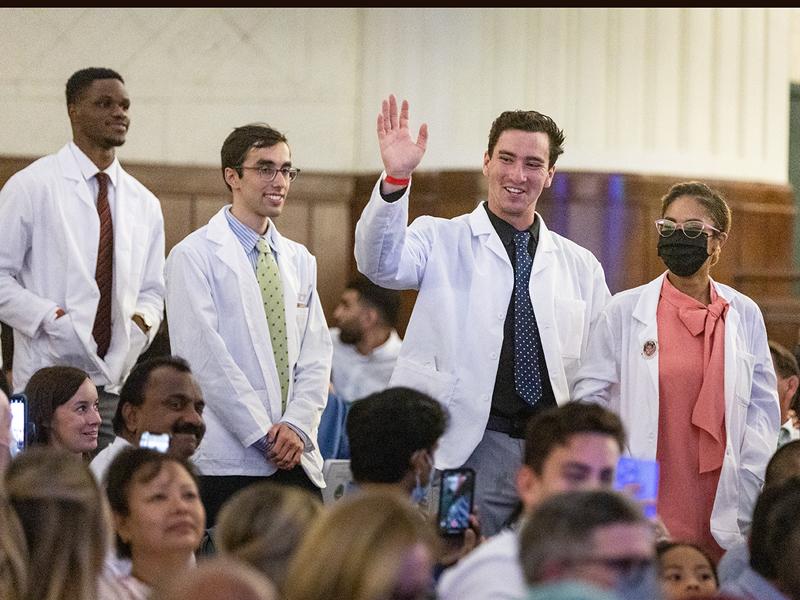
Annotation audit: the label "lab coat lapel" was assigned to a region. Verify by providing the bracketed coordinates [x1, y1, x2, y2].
[632, 274, 665, 402]
[468, 203, 511, 268]
[270, 225, 300, 366]
[206, 210, 276, 387]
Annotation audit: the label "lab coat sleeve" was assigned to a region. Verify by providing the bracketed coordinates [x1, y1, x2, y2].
[571, 304, 620, 408]
[165, 244, 270, 447]
[0, 173, 60, 336]
[354, 175, 434, 291]
[281, 255, 332, 446]
[133, 200, 166, 344]
[737, 307, 781, 531]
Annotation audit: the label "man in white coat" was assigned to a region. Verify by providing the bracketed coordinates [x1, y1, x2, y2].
[165, 123, 331, 526]
[0, 67, 165, 451]
[355, 95, 611, 535]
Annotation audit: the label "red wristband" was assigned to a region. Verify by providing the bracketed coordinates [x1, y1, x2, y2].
[384, 175, 410, 186]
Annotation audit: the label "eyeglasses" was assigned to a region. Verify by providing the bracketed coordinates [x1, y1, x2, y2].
[654, 219, 721, 239]
[238, 165, 300, 182]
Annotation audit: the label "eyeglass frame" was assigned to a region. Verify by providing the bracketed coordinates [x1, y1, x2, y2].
[237, 164, 301, 182]
[654, 218, 722, 239]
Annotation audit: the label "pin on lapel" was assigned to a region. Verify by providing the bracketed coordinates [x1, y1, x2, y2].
[642, 340, 657, 359]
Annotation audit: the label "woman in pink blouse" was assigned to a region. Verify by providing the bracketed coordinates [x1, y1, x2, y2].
[574, 181, 780, 562]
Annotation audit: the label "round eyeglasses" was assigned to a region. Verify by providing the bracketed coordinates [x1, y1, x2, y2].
[655, 219, 721, 239]
[238, 165, 300, 182]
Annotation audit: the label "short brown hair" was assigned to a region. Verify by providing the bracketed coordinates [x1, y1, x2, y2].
[220, 123, 288, 191]
[524, 402, 626, 474]
[487, 110, 565, 167]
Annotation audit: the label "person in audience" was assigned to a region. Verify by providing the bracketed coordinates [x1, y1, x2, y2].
[0, 67, 166, 453]
[5, 446, 108, 600]
[656, 541, 718, 600]
[151, 558, 278, 600]
[519, 490, 658, 600]
[0, 486, 26, 600]
[284, 489, 438, 600]
[165, 123, 331, 527]
[720, 476, 800, 600]
[215, 482, 321, 595]
[574, 181, 780, 560]
[437, 402, 626, 600]
[90, 356, 206, 480]
[25, 365, 101, 458]
[330, 275, 402, 404]
[347, 386, 447, 500]
[100, 447, 205, 599]
[318, 275, 403, 459]
[354, 95, 611, 536]
[769, 341, 800, 447]
[717, 439, 800, 584]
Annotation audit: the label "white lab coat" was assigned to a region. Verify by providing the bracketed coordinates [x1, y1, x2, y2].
[572, 273, 780, 549]
[0, 143, 165, 391]
[354, 177, 611, 468]
[165, 208, 331, 486]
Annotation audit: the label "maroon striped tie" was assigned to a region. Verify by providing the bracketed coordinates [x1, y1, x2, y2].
[92, 172, 113, 358]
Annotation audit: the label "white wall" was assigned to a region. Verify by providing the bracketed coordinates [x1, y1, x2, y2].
[0, 8, 793, 183]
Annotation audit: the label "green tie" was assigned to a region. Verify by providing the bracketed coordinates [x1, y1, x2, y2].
[256, 238, 289, 411]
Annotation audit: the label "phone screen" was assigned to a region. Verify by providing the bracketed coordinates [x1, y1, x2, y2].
[9, 394, 27, 453]
[139, 432, 170, 454]
[614, 456, 659, 519]
[437, 468, 475, 536]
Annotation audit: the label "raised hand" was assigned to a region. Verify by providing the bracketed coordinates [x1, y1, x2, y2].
[377, 94, 428, 179]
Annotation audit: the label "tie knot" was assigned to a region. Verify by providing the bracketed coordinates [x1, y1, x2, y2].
[95, 172, 109, 188]
[513, 230, 530, 249]
[256, 238, 270, 255]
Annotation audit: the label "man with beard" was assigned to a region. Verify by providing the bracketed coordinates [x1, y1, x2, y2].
[330, 276, 402, 404]
[0, 67, 165, 453]
[90, 355, 206, 480]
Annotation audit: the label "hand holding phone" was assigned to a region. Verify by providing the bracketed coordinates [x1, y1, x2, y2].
[437, 468, 476, 537]
[614, 456, 659, 519]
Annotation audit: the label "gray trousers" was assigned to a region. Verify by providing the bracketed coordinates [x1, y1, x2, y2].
[461, 428, 525, 537]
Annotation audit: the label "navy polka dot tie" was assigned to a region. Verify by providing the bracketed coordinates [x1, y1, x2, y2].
[513, 231, 543, 406]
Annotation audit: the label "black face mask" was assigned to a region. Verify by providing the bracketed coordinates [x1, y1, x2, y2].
[657, 232, 709, 277]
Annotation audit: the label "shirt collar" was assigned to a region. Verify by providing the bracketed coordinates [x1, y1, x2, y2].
[483, 202, 540, 246]
[68, 141, 120, 188]
[224, 206, 277, 253]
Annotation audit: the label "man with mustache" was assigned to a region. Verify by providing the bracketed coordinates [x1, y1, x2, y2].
[0, 67, 166, 453]
[90, 355, 206, 480]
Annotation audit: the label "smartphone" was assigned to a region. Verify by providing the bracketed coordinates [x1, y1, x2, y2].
[437, 468, 475, 536]
[9, 393, 27, 453]
[139, 432, 170, 454]
[614, 456, 659, 519]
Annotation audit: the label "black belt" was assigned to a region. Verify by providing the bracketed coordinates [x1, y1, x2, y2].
[486, 414, 530, 439]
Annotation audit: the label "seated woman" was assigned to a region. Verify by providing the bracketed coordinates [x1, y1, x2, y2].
[215, 483, 321, 595]
[284, 489, 438, 600]
[4, 446, 108, 600]
[100, 447, 206, 599]
[25, 366, 101, 457]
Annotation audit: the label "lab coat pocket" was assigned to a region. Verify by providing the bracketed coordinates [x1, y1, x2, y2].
[555, 298, 586, 360]
[44, 314, 93, 368]
[392, 357, 457, 406]
[734, 351, 755, 406]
